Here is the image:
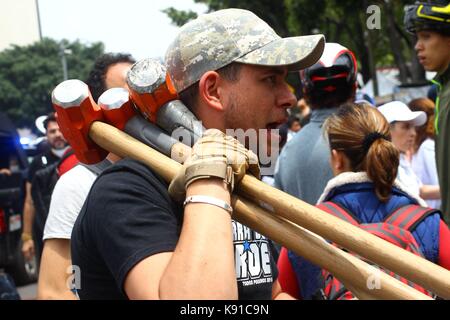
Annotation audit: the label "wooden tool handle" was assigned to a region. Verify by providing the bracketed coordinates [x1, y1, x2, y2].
[141, 129, 450, 299]
[238, 175, 450, 299]
[89, 121, 432, 300]
[233, 196, 431, 300]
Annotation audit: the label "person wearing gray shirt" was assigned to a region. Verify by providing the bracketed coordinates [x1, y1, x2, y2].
[274, 43, 359, 299]
[275, 108, 338, 204]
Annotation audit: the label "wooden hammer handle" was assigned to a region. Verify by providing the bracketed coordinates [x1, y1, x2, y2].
[170, 139, 450, 299]
[238, 175, 450, 299]
[233, 196, 431, 300]
[90, 121, 432, 300]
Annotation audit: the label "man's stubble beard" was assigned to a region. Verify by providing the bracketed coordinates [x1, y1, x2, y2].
[51, 139, 68, 150]
[223, 96, 252, 148]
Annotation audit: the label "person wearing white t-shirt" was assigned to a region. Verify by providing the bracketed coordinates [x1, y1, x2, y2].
[409, 98, 441, 209]
[37, 53, 134, 299]
[379, 101, 440, 203]
[398, 152, 422, 197]
[42, 165, 98, 241]
[412, 138, 441, 208]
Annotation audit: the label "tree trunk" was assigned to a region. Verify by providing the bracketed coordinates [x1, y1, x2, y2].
[384, 1, 409, 84]
[365, 30, 379, 96]
[351, 10, 374, 87]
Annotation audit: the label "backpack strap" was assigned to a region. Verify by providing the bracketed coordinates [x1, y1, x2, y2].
[317, 201, 361, 226]
[360, 224, 412, 249]
[384, 204, 442, 232]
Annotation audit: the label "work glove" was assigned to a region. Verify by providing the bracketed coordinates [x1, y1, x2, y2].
[168, 129, 260, 202]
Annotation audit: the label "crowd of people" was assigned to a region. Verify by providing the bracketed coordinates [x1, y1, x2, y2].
[3, 1, 449, 300]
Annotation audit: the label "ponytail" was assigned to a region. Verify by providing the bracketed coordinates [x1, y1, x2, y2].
[365, 138, 399, 202]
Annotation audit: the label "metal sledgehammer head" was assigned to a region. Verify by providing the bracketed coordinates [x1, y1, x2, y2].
[98, 87, 182, 159]
[127, 58, 204, 146]
[52, 79, 108, 164]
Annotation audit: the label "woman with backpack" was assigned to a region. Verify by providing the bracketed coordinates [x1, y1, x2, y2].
[277, 102, 450, 300]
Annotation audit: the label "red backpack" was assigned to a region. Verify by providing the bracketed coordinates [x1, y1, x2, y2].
[316, 201, 440, 300]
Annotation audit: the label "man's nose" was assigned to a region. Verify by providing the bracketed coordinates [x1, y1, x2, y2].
[414, 40, 422, 52]
[279, 86, 297, 110]
[55, 129, 64, 138]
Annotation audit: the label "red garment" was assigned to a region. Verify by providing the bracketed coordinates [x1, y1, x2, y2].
[57, 150, 79, 176]
[0, 208, 6, 233]
[438, 220, 450, 269]
[277, 247, 301, 299]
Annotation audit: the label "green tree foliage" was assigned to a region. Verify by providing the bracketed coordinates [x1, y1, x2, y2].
[0, 38, 104, 128]
[164, 0, 426, 95]
[163, 7, 198, 27]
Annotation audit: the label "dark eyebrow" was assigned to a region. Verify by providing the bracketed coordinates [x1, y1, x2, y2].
[261, 67, 287, 77]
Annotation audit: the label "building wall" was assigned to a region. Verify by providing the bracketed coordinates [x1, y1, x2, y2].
[0, 0, 41, 52]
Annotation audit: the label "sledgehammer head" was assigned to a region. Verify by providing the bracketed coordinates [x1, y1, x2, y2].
[127, 58, 178, 122]
[98, 87, 136, 131]
[52, 79, 108, 164]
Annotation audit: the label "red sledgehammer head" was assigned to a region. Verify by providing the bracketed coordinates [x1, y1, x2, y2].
[127, 58, 178, 123]
[52, 79, 108, 164]
[98, 87, 136, 131]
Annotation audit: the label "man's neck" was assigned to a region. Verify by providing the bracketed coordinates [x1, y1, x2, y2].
[50, 146, 69, 158]
[438, 61, 449, 74]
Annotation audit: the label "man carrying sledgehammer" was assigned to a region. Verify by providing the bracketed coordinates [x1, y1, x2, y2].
[67, 9, 324, 300]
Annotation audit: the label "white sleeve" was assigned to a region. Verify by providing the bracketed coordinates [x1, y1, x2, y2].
[43, 166, 97, 240]
[422, 140, 439, 185]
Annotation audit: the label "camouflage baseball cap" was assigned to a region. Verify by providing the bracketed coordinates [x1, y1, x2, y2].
[165, 8, 325, 93]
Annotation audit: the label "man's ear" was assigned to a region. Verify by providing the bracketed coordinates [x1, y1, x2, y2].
[198, 71, 224, 111]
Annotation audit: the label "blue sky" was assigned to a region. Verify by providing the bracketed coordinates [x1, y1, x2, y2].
[38, 0, 207, 60]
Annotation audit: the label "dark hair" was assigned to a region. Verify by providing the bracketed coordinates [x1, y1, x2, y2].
[300, 113, 311, 127]
[324, 103, 399, 202]
[85, 53, 136, 102]
[178, 62, 243, 113]
[408, 98, 435, 150]
[304, 83, 355, 110]
[43, 112, 57, 130]
[287, 115, 300, 128]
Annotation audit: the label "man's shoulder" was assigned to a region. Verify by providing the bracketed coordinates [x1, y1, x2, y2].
[55, 165, 97, 193]
[30, 152, 46, 167]
[88, 158, 171, 207]
[101, 158, 166, 186]
[280, 123, 326, 159]
[289, 122, 322, 143]
[103, 157, 151, 173]
[30, 150, 58, 167]
[64, 164, 97, 180]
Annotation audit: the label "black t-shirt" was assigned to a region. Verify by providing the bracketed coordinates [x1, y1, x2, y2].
[71, 158, 278, 300]
[27, 150, 60, 183]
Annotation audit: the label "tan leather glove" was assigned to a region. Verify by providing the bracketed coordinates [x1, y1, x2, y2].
[168, 129, 260, 202]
